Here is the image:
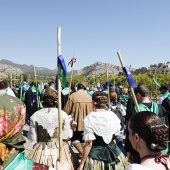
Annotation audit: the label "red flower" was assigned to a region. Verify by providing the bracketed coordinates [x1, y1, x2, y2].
[14, 105, 21, 113]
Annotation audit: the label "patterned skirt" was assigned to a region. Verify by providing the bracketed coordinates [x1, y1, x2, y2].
[83, 152, 128, 170]
[27, 140, 79, 170]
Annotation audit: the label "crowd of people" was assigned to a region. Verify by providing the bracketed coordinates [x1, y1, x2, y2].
[0, 79, 170, 170]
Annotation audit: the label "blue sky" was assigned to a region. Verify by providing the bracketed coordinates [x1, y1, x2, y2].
[0, 0, 170, 72]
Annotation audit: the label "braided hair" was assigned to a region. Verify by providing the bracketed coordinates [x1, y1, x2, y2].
[92, 91, 108, 109]
[129, 111, 169, 152]
[42, 87, 58, 108]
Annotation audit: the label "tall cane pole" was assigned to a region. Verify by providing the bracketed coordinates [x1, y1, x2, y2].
[33, 66, 39, 110]
[113, 68, 115, 90]
[105, 63, 110, 109]
[154, 68, 158, 103]
[117, 51, 140, 112]
[20, 74, 23, 100]
[57, 27, 64, 164]
[10, 73, 12, 88]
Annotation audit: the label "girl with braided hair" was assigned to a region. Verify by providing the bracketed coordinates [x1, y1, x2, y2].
[126, 111, 170, 170]
[78, 91, 128, 170]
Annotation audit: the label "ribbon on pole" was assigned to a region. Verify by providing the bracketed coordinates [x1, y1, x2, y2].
[153, 78, 161, 87]
[123, 66, 137, 88]
[68, 57, 76, 67]
[68, 53, 76, 96]
[117, 51, 140, 112]
[58, 55, 67, 88]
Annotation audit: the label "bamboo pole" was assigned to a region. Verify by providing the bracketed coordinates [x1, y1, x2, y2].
[28, 74, 30, 83]
[154, 68, 158, 103]
[68, 53, 75, 96]
[33, 66, 39, 110]
[10, 73, 12, 88]
[113, 68, 115, 90]
[20, 74, 23, 100]
[57, 27, 64, 164]
[105, 63, 110, 109]
[117, 51, 140, 112]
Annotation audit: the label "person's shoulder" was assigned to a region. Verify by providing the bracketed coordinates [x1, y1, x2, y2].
[126, 164, 152, 170]
[32, 108, 50, 117]
[3, 94, 23, 104]
[158, 103, 167, 116]
[108, 110, 121, 121]
[61, 109, 69, 117]
[84, 111, 96, 121]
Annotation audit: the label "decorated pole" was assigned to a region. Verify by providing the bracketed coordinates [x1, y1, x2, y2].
[117, 51, 140, 112]
[33, 66, 39, 110]
[105, 63, 110, 109]
[20, 74, 23, 100]
[68, 52, 75, 96]
[57, 27, 64, 163]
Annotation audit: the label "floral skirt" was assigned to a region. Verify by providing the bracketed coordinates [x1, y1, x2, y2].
[27, 140, 79, 170]
[83, 152, 128, 170]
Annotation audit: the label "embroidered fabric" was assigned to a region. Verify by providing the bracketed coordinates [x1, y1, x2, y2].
[83, 111, 121, 144]
[27, 108, 73, 144]
[155, 154, 169, 170]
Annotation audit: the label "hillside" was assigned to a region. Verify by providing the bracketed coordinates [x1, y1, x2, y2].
[0, 60, 124, 78]
[68, 62, 123, 76]
[0, 59, 56, 78]
[0, 59, 169, 79]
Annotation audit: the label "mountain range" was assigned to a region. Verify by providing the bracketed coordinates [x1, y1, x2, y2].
[0, 59, 169, 79]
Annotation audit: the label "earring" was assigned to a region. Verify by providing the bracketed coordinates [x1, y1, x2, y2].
[150, 143, 158, 149]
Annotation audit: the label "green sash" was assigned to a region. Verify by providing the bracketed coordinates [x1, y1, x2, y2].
[134, 102, 159, 115]
[5, 153, 33, 170]
[62, 87, 71, 95]
[162, 92, 169, 98]
[167, 94, 170, 100]
[121, 94, 129, 104]
[86, 90, 95, 96]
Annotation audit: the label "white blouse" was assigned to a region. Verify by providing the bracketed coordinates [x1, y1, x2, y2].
[83, 110, 121, 144]
[27, 108, 73, 144]
[126, 164, 152, 170]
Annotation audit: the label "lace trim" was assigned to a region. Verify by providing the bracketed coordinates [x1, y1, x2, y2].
[84, 111, 121, 144]
[32, 108, 65, 137]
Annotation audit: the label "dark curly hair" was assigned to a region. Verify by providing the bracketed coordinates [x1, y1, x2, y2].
[129, 111, 169, 152]
[92, 91, 108, 109]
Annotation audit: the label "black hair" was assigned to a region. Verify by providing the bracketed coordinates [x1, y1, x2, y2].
[77, 84, 85, 90]
[134, 84, 149, 97]
[49, 81, 54, 86]
[0, 80, 8, 90]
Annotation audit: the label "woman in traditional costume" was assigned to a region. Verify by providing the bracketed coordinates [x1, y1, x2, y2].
[77, 91, 128, 170]
[126, 111, 170, 170]
[27, 87, 78, 170]
[0, 80, 33, 169]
